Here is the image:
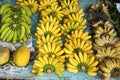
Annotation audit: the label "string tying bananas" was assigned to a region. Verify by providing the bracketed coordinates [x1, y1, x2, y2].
[38, 0, 58, 11]
[32, 55, 64, 77]
[64, 39, 93, 58]
[96, 47, 120, 62]
[16, 0, 39, 13]
[99, 59, 120, 80]
[0, 4, 31, 44]
[66, 52, 98, 76]
[66, 30, 91, 41]
[41, 3, 64, 21]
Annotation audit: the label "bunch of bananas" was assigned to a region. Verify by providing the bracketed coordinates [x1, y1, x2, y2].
[99, 59, 120, 79]
[59, 0, 98, 77]
[0, 3, 32, 44]
[16, 0, 39, 13]
[88, 3, 120, 79]
[66, 52, 98, 76]
[32, 55, 64, 77]
[33, 0, 65, 77]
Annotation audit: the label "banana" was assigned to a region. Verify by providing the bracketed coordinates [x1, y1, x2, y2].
[43, 55, 48, 64]
[2, 28, 12, 41]
[2, 13, 11, 22]
[52, 58, 59, 65]
[74, 53, 80, 63]
[19, 26, 26, 40]
[100, 65, 110, 73]
[0, 26, 11, 39]
[67, 67, 78, 73]
[12, 30, 18, 44]
[69, 58, 78, 66]
[66, 63, 77, 69]
[6, 30, 14, 42]
[20, 14, 31, 24]
[78, 52, 83, 62]
[20, 22, 31, 35]
[88, 56, 95, 65]
[0, 3, 12, 14]
[0, 23, 11, 33]
[87, 71, 97, 76]
[89, 61, 98, 67]
[23, 34, 27, 42]
[55, 50, 64, 56]
[2, 7, 12, 15]
[83, 52, 87, 63]
[38, 57, 45, 65]
[21, 6, 32, 16]
[1, 17, 13, 24]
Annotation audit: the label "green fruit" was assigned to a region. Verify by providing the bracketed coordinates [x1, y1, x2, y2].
[0, 47, 10, 65]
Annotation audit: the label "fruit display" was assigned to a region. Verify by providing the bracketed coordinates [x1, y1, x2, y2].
[0, 0, 120, 80]
[13, 45, 30, 67]
[0, 3, 32, 44]
[0, 47, 10, 65]
[88, 2, 120, 79]
[33, 0, 64, 77]
[33, 0, 98, 78]
[16, 0, 39, 13]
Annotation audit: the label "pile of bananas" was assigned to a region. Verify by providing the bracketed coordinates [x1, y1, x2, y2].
[0, 3, 32, 44]
[60, 0, 98, 76]
[16, 0, 39, 13]
[32, 0, 64, 77]
[88, 3, 120, 79]
[33, 0, 98, 77]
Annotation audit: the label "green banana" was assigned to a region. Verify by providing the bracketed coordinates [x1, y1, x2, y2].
[6, 30, 14, 42]
[20, 22, 31, 35]
[0, 27, 11, 39]
[2, 13, 12, 23]
[0, 23, 11, 33]
[21, 15, 31, 24]
[23, 34, 27, 42]
[2, 29, 12, 41]
[20, 26, 25, 40]
[2, 8, 12, 15]
[2, 18, 13, 23]
[12, 30, 17, 44]
[21, 6, 32, 16]
[0, 3, 11, 14]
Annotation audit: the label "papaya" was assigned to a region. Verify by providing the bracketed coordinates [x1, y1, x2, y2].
[13, 45, 30, 67]
[0, 47, 10, 65]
